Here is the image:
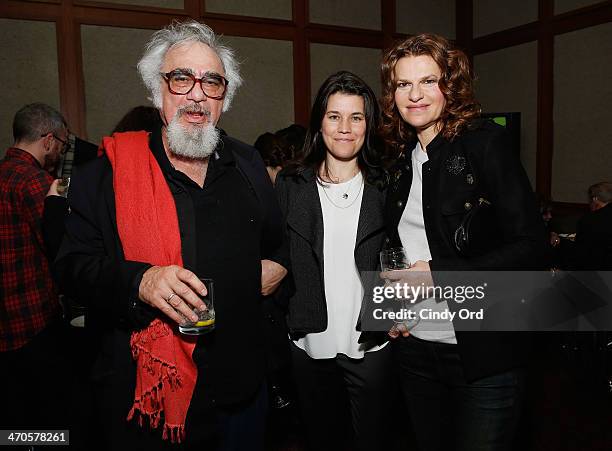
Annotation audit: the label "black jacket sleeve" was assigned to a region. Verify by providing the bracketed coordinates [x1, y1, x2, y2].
[230, 137, 287, 267]
[250, 147, 288, 266]
[268, 172, 295, 308]
[270, 172, 291, 270]
[43, 195, 68, 261]
[54, 158, 153, 326]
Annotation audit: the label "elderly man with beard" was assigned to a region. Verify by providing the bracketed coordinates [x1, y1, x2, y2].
[55, 20, 287, 451]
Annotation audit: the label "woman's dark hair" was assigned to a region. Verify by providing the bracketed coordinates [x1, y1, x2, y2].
[112, 106, 163, 134]
[254, 132, 287, 167]
[380, 33, 481, 155]
[291, 70, 386, 188]
[275, 124, 306, 162]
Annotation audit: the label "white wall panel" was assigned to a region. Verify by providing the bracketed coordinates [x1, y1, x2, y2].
[310, 44, 381, 105]
[474, 0, 537, 37]
[396, 0, 455, 38]
[81, 25, 154, 145]
[0, 19, 60, 156]
[553, 23, 612, 202]
[474, 42, 538, 188]
[310, 0, 381, 30]
[217, 37, 294, 145]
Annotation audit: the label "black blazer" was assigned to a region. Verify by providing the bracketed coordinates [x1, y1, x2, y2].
[384, 120, 547, 381]
[275, 168, 387, 345]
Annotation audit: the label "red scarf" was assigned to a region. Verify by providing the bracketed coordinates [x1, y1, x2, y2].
[103, 131, 197, 443]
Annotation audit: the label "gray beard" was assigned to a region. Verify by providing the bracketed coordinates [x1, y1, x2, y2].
[166, 115, 220, 160]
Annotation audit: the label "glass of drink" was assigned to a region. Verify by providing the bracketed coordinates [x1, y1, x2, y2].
[57, 176, 70, 197]
[380, 247, 410, 272]
[179, 278, 215, 335]
[379, 247, 419, 331]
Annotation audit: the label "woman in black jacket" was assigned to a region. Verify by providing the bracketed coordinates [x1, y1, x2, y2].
[379, 34, 546, 451]
[275, 71, 391, 451]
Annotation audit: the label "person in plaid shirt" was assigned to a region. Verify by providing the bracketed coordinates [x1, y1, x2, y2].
[0, 102, 70, 430]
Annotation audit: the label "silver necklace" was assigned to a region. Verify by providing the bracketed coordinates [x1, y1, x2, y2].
[319, 165, 359, 198]
[319, 175, 364, 209]
[340, 172, 358, 199]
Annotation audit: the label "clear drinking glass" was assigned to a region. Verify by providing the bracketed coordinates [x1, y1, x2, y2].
[379, 247, 419, 331]
[380, 247, 410, 272]
[178, 278, 215, 335]
[57, 176, 70, 197]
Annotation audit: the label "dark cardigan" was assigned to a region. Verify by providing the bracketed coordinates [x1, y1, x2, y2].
[274, 167, 387, 345]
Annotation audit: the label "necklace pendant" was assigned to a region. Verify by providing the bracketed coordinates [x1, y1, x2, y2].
[342, 193, 349, 199]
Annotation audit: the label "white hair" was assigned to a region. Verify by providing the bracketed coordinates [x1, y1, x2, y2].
[137, 20, 242, 112]
[166, 117, 220, 159]
[164, 102, 220, 159]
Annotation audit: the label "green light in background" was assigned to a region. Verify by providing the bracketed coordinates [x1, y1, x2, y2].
[493, 117, 507, 127]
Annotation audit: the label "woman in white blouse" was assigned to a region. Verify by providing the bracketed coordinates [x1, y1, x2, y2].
[274, 71, 391, 451]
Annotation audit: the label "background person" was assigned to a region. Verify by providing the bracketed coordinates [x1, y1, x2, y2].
[274, 71, 391, 451]
[0, 102, 71, 431]
[253, 130, 295, 410]
[380, 33, 546, 451]
[275, 123, 306, 162]
[253, 124, 307, 417]
[112, 105, 164, 134]
[254, 124, 306, 185]
[254, 131, 287, 184]
[575, 181, 612, 270]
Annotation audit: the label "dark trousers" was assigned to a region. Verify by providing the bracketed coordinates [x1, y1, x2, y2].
[291, 342, 393, 451]
[90, 370, 268, 451]
[0, 322, 70, 431]
[392, 335, 525, 451]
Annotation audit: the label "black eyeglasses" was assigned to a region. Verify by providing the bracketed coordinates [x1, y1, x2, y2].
[160, 70, 228, 100]
[41, 133, 71, 154]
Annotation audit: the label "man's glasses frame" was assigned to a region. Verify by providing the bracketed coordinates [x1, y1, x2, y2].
[40, 133, 71, 154]
[160, 70, 228, 100]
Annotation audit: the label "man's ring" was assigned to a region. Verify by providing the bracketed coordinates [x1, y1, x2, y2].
[166, 293, 177, 304]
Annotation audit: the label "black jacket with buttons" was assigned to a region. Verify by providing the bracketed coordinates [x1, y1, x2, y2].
[384, 119, 547, 381]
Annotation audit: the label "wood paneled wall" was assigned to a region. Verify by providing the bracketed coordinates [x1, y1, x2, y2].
[1, 0, 611, 210]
